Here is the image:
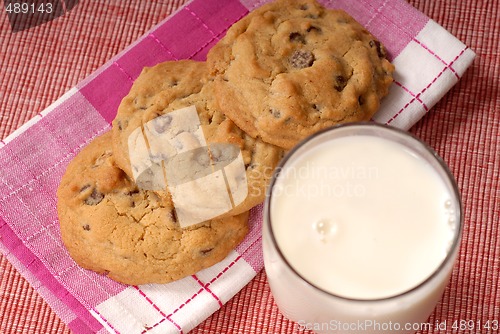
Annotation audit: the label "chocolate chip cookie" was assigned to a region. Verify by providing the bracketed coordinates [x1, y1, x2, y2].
[207, 0, 395, 149]
[112, 60, 284, 219]
[57, 132, 249, 285]
[112, 60, 209, 177]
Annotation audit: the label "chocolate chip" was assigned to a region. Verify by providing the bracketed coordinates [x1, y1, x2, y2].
[127, 188, 140, 195]
[195, 150, 211, 167]
[289, 32, 306, 44]
[289, 50, 314, 69]
[173, 138, 184, 151]
[334, 75, 347, 92]
[84, 189, 104, 206]
[80, 184, 91, 193]
[270, 108, 281, 118]
[369, 40, 386, 58]
[200, 248, 214, 256]
[82, 224, 91, 231]
[358, 96, 365, 106]
[299, 4, 308, 10]
[306, 14, 319, 19]
[211, 147, 222, 162]
[153, 114, 172, 133]
[121, 119, 129, 129]
[133, 98, 148, 111]
[211, 146, 230, 163]
[307, 25, 321, 33]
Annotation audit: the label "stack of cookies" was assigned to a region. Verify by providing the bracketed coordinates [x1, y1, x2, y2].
[57, 0, 394, 285]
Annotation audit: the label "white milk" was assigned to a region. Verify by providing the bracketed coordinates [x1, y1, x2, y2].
[263, 125, 461, 334]
[271, 135, 455, 299]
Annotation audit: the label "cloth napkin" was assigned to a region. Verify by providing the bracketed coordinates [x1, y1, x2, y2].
[0, 0, 475, 333]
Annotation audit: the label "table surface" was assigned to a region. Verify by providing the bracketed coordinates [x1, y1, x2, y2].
[1, 0, 498, 333]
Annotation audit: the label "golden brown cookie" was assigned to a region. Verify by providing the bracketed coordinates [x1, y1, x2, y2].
[112, 61, 284, 218]
[207, 0, 395, 149]
[112, 60, 209, 177]
[57, 132, 249, 285]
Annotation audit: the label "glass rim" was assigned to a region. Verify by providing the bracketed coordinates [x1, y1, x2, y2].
[264, 121, 463, 302]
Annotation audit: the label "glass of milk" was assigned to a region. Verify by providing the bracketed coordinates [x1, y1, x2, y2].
[263, 123, 462, 334]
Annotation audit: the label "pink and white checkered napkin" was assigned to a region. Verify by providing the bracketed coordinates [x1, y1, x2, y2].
[0, 0, 475, 333]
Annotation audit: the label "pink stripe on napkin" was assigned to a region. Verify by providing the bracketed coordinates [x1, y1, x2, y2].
[0, 217, 103, 333]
